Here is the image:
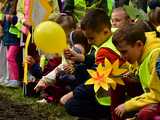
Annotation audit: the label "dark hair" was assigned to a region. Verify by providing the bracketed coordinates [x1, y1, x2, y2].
[55, 13, 76, 29]
[112, 22, 151, 47]
[80, 8, 111, 33]
[70, 30, 91, 53]
[148, 0, 160, 9]
[149, 7, 160, 26]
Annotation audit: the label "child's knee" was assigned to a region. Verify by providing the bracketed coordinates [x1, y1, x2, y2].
[137, 104, 158, 120]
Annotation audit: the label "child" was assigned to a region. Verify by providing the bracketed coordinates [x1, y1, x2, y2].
[24, 42, 44, 97]
[63, 8, 113, 119]
[1, 0, 21, 87]
[113, 21, 160, 120]
[34, 13, 91, 102]
[111, 7, 132, 29]
[34, 14, 76, 93]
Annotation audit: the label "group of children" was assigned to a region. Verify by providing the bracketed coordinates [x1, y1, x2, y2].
[0, 0, 160, 120]
[35, 5, 160, 120]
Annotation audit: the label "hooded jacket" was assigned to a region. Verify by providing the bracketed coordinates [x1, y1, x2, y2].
[124, 31, 160, 112]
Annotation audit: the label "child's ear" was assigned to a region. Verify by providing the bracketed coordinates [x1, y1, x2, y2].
[103, 27, 110, 34]
[136, 40, 144, 47]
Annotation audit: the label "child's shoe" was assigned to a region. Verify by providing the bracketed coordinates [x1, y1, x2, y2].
[36, 98, 48, 104]
[5, 80, 20, 88]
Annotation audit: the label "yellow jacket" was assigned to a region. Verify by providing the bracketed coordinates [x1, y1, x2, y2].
[124, 32, 160, 112]
[48, 0, 60, 20]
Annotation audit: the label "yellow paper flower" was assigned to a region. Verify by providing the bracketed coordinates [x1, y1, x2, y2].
[85, 64, 116, 92]
[85, 58, 128, 93]
[104, 58, 128, 85]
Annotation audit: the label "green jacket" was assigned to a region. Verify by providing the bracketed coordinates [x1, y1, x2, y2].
[124, 32, 160, 112]
[63, 0, 112, 22]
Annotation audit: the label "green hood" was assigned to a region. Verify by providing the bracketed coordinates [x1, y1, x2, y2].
[140, 31, 160, 63]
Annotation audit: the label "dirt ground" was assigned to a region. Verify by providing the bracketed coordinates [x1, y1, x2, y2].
[0, 86, 77, 120]
[0, 94, 47, 120]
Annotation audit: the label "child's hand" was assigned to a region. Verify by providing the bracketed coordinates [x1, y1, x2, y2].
[63, 64, 75, 74]
[115, 103, 126, 118]
[64, 48, 85, 62]
[64, 48, 73, 59]
[34, 80, 47, 92]
[25, 56, 36, 68]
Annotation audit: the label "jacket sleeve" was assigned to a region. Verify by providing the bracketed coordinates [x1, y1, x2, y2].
[84, 53, 96, 69]
[41, 64, 63, 84]
[42, 56, 61, 76]
[96, 47, 125, 65]
[124, 51, 160, 112]
[30, 64, 43, 79]
[16, 0, 24, 22]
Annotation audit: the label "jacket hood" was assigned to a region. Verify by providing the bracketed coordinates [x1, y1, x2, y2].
[140, 31, 160, 63]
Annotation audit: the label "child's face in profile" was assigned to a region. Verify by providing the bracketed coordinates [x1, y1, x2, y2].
[83, 27, 111, 47]
[116, 40, 144, 64]
[111, 10, 131, 29]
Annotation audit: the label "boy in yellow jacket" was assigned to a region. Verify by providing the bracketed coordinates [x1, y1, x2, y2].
[112, 21, 160, 120]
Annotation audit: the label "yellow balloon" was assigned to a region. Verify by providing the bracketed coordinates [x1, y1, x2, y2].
[34, 21, 67, 54]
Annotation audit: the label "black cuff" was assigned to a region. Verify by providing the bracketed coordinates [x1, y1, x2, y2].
[12, 16, 18, 25]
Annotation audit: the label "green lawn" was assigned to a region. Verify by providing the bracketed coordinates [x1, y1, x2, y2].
[0, 86, 77, 120]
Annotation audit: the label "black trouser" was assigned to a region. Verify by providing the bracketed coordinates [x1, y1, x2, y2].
[64, 84, 111, 120]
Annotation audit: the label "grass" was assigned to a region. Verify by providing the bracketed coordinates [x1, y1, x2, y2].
[0, 86, 77, 120]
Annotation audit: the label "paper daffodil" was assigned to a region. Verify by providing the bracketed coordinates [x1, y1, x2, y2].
[85, 64, 116, 93]
[85, 58, 128, 93]
[104, 58, 128, 85]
